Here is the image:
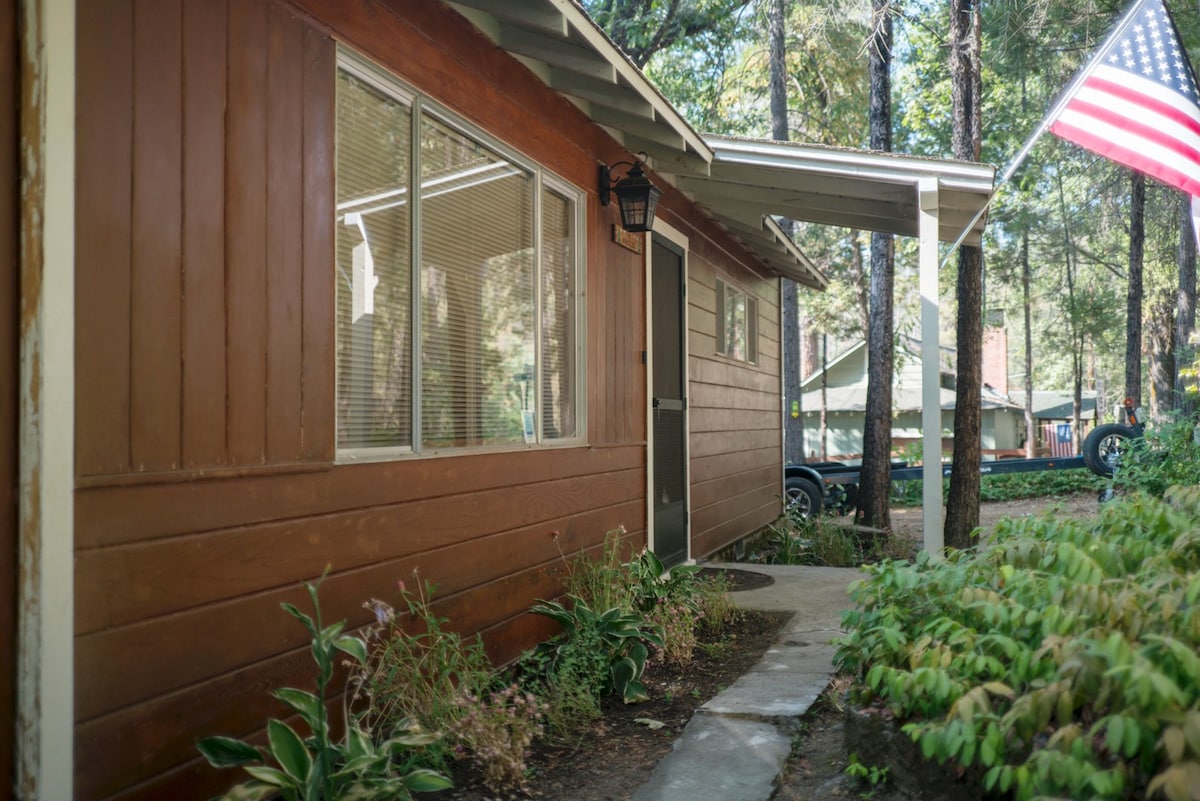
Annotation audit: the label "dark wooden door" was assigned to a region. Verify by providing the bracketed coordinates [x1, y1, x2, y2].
[650, 237, 687, 567]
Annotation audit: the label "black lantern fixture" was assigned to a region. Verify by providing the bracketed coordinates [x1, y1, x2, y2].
[599, 155, 662, 233]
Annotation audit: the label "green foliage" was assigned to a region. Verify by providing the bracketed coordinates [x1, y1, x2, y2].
[355, 578, 496, 769]
[845, 753, 890, 795]
[1112, 416, 1200, 498]
[753, 516, 908, 567]
[893, 467, 1104, 508]
[530, 595, 664, 704]
[836, 491, 1200, 801]
[561, 527, 636, 615]
[196, 574, 451, 801]
[562, 528, 730, 653]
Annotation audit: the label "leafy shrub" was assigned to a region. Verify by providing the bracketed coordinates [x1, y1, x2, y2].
[356, 578, 495, 769]
[530, 595, 664, 703]
[1112, 415, 1200, 498]
[752, 516, 908, 567]
[836, 490, 1200, 801]
[978, 468, 1106, 501]
[196, 575, 452, 801]
[446, 684, 545, 794]
[894, 467, 1104, 508]
[560, 527, 636, 614]
[560, 529, 725, 661]
[512, 636, 606, 745]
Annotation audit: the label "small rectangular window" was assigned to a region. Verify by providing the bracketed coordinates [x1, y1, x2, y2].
[334, 51, 584, 457]
[715, 278, 758, 364]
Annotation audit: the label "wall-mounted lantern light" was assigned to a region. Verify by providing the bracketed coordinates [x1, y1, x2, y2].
[599, 155, 661, 234]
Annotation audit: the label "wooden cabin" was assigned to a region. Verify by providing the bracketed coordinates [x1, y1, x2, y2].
[10, 1, 996, 799]
[10, 1, 833, 799]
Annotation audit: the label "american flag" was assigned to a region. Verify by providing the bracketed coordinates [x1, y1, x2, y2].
[1049, 0, 1200, 206]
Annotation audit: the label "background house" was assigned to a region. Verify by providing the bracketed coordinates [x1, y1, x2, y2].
[798, 337, 1024, 462]
[1009, 390, 1099, 456]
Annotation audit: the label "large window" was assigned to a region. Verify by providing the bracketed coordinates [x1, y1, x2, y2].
[335, 53, 583, 457]
[715, 278, 758, 364]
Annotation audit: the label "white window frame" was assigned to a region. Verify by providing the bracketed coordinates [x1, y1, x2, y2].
[714, 276, 758, 364]
[335, 48, 587, 462]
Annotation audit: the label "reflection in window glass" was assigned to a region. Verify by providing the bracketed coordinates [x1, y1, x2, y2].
[334, 53, 582, 456]
[716, 278, 758, 364]
[420, 116, 534, 447]
[335, 71, 413, 449]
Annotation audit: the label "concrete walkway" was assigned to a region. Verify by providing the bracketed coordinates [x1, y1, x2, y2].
[630, 564, 860, 801]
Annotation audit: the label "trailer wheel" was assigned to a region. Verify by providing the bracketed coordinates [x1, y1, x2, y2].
[827, 483, 857, 515]
[1082, 423, 1136, 477]
[785, 476, 823, 519]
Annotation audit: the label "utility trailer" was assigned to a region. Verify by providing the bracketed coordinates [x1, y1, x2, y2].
[785, 455, 1090, 518]
[784, 403, 1142, 518]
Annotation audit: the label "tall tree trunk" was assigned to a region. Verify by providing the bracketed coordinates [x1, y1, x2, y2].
[1058, 173, 1086, 454]
[1127, 172, 1145, 413]
[1176, 192, 1197, 416]
[820, 333, 829, 459]
[770, 0, 803, 464]
[944, 0, 983, 550]
[1022, 231, 1035, 457]
[1148, 295, 1175, 420]
[855, 0, 894, 531]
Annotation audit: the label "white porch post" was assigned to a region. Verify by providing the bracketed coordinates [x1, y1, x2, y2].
[918, 177, 943, 554]
[18, 0, 76, 798]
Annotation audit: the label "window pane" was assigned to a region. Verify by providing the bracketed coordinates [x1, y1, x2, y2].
[419, 116, 535, 448]
[541, 188, 576, 439]
[335, 70, 413, 449]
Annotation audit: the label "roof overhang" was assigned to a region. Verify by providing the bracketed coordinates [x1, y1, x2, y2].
[443, 1, 997, 290]
[687, 136, 997, 248]
[446, 0, 712, 174]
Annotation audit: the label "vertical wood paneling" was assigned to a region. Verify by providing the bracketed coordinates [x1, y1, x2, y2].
[75, 0, 133, 476]
[181, 0, 229, 468]
[300, 25, 335, 460]
[226, 0, 269, 465]
[265, 3, 305, 462]
[0, 0, 16, 789]
[130, 0, 184, 471]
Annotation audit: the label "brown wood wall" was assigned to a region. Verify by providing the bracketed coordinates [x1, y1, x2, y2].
[668, 209, 784, 558]
[2, 0, 17, 792]
[73, 1, 653, 799]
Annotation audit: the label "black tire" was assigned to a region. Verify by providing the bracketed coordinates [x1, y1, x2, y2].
[827, 483, 858, 515]
[1082, 423, 1136, 477]
[785, 476, 823, 519]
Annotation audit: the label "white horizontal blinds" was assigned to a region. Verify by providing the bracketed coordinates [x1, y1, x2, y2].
[716, 278, 756, 362]
[747, 296, 759, 364]
[335, 70, 413, 449]
[715, 279, 727, 355]
[419, 115, 536, 448]
[541, 188, 576, 440]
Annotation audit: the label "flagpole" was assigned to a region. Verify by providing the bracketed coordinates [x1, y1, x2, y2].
[937, 0, 1148, 266]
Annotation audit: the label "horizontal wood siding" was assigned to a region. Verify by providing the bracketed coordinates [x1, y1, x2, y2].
[73, 1, 650, 799]
[666, 207, 783, 559]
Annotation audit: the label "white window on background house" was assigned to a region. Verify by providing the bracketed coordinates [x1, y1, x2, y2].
[334, 51, 583, 457]
[715, 278, 758, 363]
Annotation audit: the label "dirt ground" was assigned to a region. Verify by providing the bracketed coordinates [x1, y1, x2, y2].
[425, 494, 1101, 801]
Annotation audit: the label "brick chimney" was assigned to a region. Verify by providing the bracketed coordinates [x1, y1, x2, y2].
[982, 326, 1008, 395]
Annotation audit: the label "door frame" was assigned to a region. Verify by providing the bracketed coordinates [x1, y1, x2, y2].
[645, 219, 690, 563]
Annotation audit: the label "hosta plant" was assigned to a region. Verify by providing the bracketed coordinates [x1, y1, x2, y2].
[196, 575, 452, 801]
[530, 594, 664, 703]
